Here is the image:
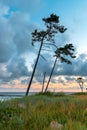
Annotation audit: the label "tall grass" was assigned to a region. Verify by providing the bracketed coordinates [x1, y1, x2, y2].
[0, 92, 87, 130]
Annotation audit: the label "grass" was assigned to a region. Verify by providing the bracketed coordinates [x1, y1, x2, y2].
[0, 92, 87, 130]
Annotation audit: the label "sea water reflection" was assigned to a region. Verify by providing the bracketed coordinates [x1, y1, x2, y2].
[0, 92, 35, 101]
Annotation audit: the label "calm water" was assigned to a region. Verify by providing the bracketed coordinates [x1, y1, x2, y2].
[0, 92, 36, 101]
[0, 92, 78, 101]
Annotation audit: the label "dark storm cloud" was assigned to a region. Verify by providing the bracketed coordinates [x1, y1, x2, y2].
[0, 16, 15, 62]
[32, 52, 54, 83]
[0, 56, 30, 85]
[0, 3, 37, 84]
[0, 42, 15, 62]
[33, 52, 87, 83]
[9, 11, 35, 54]
[0, 2, 42, 86]
[7, 56, 29, 79]
[36, 53, 53, 75]
[64, 76, 76, 82]
[0, 1, 87, 88]
[56, 53, 87, 76]
[0, 2, 37, 63]
[0, 64, 11, 80]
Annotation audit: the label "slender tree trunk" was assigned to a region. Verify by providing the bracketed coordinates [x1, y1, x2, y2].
[42, 72, 46, 93]
[79, 83, 83, 92]
[25, 41, 43, 96]
[44, 57, 57, 93]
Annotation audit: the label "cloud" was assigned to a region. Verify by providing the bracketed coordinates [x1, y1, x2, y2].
[0, 1, 40, 87]
[56, 53, 87, 76]
[0, 0, 87, 91]
[0, 56, 30, 86]
[1, 0, 43, 13]
[33, 52, 87, 85]
[0, 3, 9, 16]
[0, 4, 37, 60]
[0, 2, 38, 63]
[55, 32, 70, 47]
[0, 64, 11, 79]
[9, 11, 35, 54]
[7, 56, 29, 79]
[0, 16, 15, 62]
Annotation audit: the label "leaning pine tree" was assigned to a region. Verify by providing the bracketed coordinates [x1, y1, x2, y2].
[44, 44, 76, 93]
[25, 14, 67, 96]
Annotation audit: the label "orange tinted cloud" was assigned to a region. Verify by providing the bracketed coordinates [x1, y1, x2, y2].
[1, 76, 87, 92]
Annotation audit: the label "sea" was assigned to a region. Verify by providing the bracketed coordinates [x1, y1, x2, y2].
[0, 92, 36, 102]
[0, 91, 83, 102]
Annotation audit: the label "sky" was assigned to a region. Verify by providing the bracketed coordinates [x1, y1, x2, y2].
[0, 0, 87, 92]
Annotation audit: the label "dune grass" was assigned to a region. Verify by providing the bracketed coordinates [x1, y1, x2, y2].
[0, 92, 87, 130]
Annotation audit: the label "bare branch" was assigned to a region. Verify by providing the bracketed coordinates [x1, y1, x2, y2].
[40, 55, 47, 62]
[41, 49, 52, 52]
[44, 43, 58, 49]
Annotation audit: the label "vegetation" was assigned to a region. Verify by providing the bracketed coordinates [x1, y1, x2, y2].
[44, 44, 76, 93]
[0, 92, 87, 130]
[26, 14, 67, 96]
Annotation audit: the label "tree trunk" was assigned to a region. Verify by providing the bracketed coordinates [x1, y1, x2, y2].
[42, 72, 46, 93]
[79, 83, 83, 92]
[25, 41, 43, 96]
[44, 57, 57, 93]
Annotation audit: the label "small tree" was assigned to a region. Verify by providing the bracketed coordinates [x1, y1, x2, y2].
[77, 77, 84, 92]
[25, 14, 67, 96]
[44, 44, 76, 93]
